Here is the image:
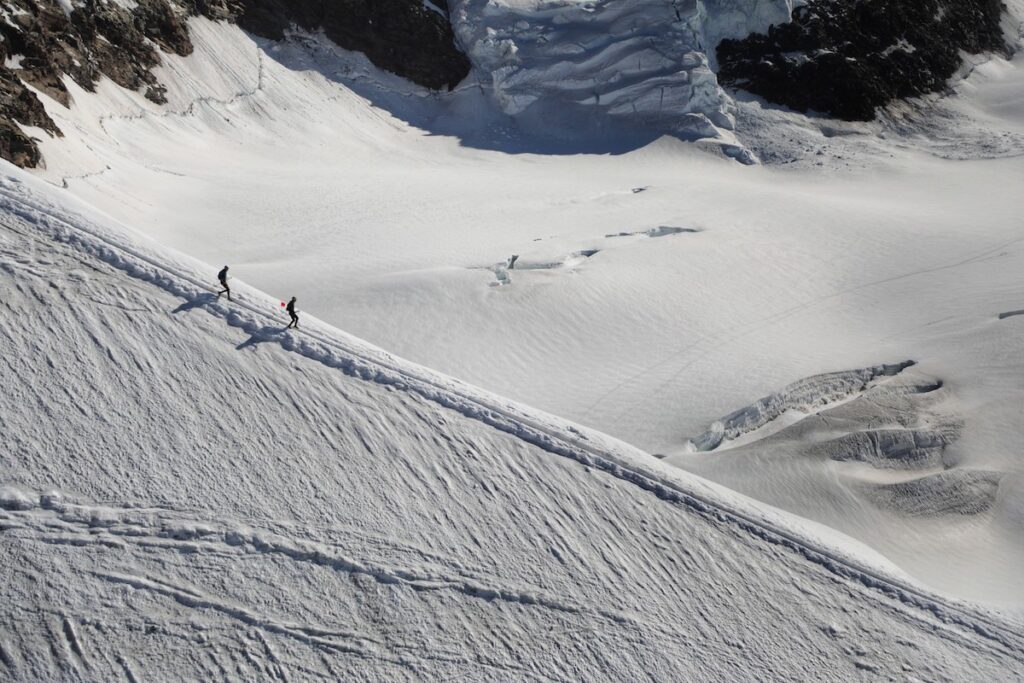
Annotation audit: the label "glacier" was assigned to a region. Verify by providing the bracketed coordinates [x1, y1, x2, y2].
[449, 0, 802, 159]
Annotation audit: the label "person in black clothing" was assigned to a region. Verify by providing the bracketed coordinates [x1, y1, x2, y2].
[216, 265, 231, 301]
[286, 296, 299, 329]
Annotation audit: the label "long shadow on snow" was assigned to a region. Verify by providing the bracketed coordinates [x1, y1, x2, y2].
[172, 292, 216, 314]
[237, 325, 290, 350]
[261, 36, 670, 156]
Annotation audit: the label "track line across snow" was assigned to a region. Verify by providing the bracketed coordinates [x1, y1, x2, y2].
[1, 172, 1023, 660]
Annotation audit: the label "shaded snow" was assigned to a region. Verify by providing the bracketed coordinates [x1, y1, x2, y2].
[448, 0, 799, 158]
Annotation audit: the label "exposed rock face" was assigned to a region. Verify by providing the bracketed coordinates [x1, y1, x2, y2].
[0, 67, 60, 168]
[236, 0, 470, 92]
[0, 0, 469, 168]
[0, 0, 215, 168]
[0, 0, 1009, 168]
[716, 0, 1008, 120]
[1, 0, 203, 108]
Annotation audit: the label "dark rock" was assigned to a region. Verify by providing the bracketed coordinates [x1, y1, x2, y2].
[234, 0, 470, 91]
[0, 0, 188, 114]
[717, 0, 1008, 120]
[134, 0, 195, 57]
[0, 121, 42, 168]
[0, 63, 59, 134]
[69, 0, 169, 99]
[0, 47, 62, 169]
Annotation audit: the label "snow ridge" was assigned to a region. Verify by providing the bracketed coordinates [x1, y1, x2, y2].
[2, 171, 1023, 660]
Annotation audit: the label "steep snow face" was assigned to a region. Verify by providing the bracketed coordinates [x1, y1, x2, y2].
[21, 16, 1024, 607]
[4, 170, 1024, 681]
[0, 0, 467, 167]
[448, 0, 798, 158]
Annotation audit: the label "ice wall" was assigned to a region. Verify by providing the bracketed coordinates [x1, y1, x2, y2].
[449, 0, 799, 147]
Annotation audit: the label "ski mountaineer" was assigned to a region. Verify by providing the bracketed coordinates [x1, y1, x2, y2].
[216, 265, 231, 301]
[286, 296, 299, 329]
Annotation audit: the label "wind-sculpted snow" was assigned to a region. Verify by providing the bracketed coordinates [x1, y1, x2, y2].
[812, 428, 950, 470]
[448, 0, 798, 160]
[3, 171, 1024, 679]
[863, 470, 1004, 517]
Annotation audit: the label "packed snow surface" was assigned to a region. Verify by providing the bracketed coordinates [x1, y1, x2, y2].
[3, 164, 1024, 680]
[7, 0, 1024, 645]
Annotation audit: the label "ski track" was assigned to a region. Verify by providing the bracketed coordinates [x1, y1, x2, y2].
[2, 174, 1024, 674]
[1, 499, 673, 645]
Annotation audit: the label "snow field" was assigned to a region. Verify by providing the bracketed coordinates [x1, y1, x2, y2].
[3, 162, 1024, 680]
[15, 4, 1024, 611]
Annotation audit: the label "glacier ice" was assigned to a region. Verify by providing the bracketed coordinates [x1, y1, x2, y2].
[449, 0, 801, 149]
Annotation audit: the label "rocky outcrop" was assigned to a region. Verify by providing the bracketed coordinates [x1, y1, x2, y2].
[0, 66, 60, 168]
[235, 0, 469, 92]
[0, 0, 469, 168]
[1, 0, 205, 109]
[716, 0, 1008, 120]
[0, 0, 222, 168]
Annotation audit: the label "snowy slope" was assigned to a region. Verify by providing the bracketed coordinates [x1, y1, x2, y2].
[16, 13, 1024, 608]
[4, 165, 1024, 680]
[671, 361, 1024, 606]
